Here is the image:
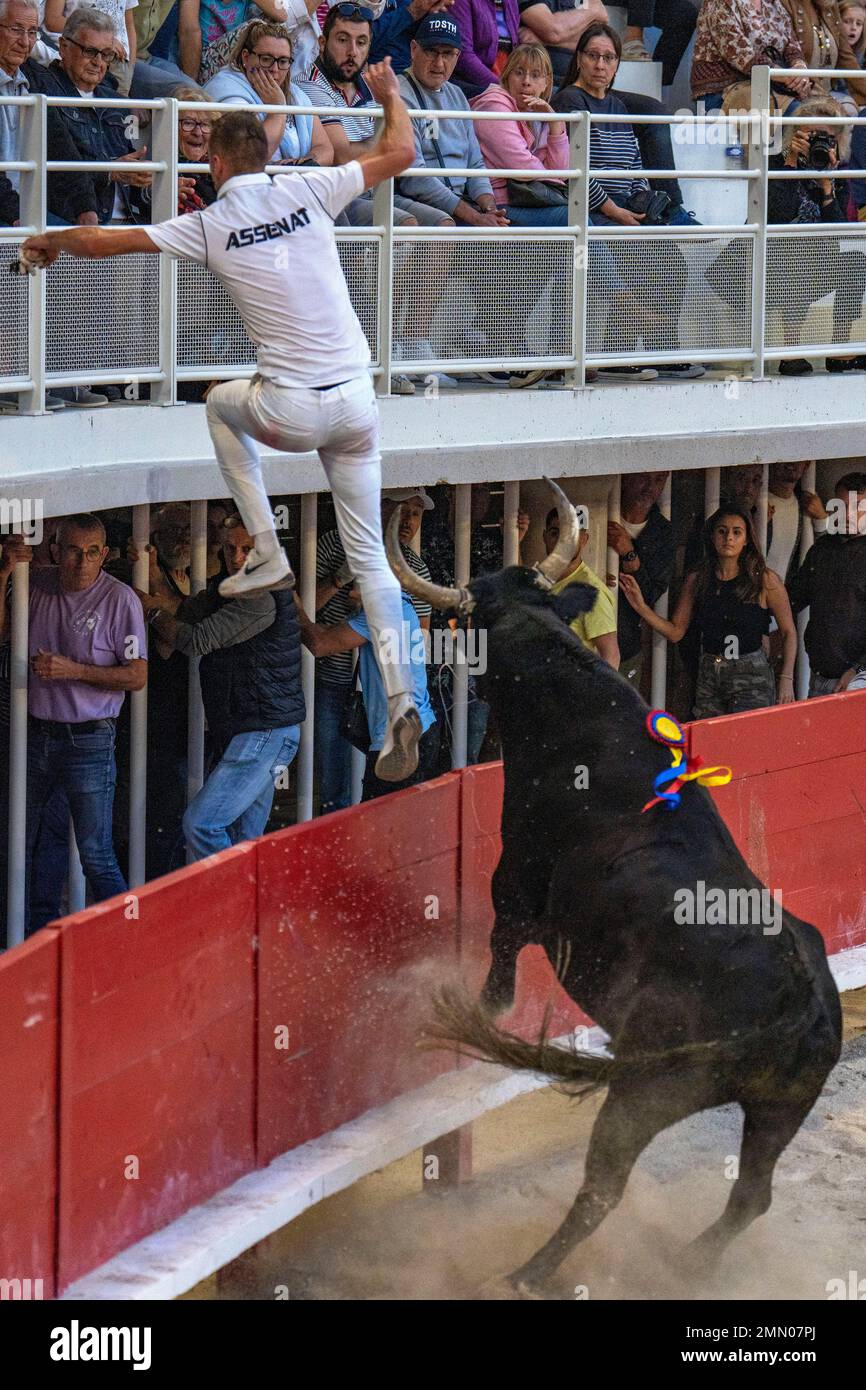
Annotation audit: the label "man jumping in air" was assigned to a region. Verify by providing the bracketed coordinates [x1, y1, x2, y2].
[22, 58, 422, 782]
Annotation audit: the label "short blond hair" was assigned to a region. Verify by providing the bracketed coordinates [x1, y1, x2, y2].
[500, 43, 554, 105]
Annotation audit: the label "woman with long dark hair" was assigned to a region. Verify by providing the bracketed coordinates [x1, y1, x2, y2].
[620, 504, 797, 718]
[552, 21, 702, 380]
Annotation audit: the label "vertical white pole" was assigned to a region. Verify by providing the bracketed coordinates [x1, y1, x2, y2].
[451, 485, 471, 769]
[705, 468, 720, 517]
[568, 112, 590, 389]
[186, 500, 207, 808]
[128, 504, 149, 887]
[6, 560, 29, 946]
[796, 460, 816, 700]
[757, 463, 770, 555]
[19, 93, 46, 414]
[297, 494, 317, 821]
[748, 67, 770, 380]
[150, 97, 178, 406]
[651, 473, 672, 708]
[373, 124, 394, 398]
[607, 475, 622, 619]
[503, 481, 520, 567]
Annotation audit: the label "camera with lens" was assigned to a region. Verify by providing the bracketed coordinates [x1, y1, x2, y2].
[800, 131, 836, 170]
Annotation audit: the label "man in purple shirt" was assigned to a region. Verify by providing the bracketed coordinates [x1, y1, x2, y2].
[1, 514, 147, 933]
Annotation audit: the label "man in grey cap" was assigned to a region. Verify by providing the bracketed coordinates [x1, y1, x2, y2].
[397, 14, 506, 227]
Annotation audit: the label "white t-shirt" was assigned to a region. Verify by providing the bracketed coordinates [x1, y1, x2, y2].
[147, 165, 371, 387]
[766, 491, 800, 581]
[48, 0, 138, 59]
[622, 518, 648, 541]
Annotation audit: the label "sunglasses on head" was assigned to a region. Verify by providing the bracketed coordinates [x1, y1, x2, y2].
[331, 3, 374, 19]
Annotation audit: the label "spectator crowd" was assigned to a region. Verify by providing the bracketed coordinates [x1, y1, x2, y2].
[2, 463, 866, 945]
[5, 0, 866, 398]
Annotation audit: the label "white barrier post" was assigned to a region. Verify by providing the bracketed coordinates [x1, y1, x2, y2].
[18, 94, 46, 415]
[796, 460, 817, 700]
[503, 481, 520, 567]
[6, 559, 29, 946]
[186, 500, 207, 815]
[150, 97, 178, 406]
[297, 493, 317, 821]
[451, 484, 471, 769]
[748, 67, 771, 381]
[129, 503, 150, 887]
[650, 472, 672, 708]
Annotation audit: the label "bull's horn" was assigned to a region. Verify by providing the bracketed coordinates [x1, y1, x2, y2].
[385, 507, 474, 615]
[534, 477, 580, 585]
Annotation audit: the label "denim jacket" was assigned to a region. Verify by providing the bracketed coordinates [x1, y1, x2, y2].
[25, 61, 149, 225]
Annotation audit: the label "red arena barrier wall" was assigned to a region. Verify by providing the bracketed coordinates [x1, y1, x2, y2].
[256, 774, 461, 1164]
[689, 691, 866, 957]
[3, 697, 866, 1295]
[56, 844, 258, 1289]
[0, 929, 60, 1299]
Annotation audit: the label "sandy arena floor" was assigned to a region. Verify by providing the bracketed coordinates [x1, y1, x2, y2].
[187, 990, 866, 1302]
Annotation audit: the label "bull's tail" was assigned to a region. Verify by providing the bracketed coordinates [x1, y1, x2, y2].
[420, 986, 614, 1098]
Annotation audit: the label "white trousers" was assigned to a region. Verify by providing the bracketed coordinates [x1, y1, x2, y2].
[205, 373, 411, 699]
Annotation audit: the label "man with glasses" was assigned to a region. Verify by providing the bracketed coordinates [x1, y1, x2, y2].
[300, 3, 450, 226]
[27, 7, 155, 227]
[0, 0, 100, 410]
[24, 62, 429, 783]
[0, 516, 147, 935]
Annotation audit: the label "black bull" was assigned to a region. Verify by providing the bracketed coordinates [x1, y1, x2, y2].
[386, 494, 841, 1297]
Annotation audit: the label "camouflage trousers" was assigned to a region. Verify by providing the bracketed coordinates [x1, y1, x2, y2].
[693, 649, 776, 720]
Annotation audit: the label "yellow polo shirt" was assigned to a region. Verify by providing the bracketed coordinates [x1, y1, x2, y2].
[551, 560, 617, 651]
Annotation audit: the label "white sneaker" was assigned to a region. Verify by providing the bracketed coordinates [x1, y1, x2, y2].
[390, 373, 416, 395]
[622, 39, 651, 60]
[218, 546, 293, 597]
[375, 695, 422, 783]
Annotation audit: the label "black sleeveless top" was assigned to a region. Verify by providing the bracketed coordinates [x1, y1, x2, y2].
[700, 576, 770, 657]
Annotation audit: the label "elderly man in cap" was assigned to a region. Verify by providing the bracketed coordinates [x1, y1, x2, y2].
[397, 14, 505, 227]
[312, 486, 435, 813]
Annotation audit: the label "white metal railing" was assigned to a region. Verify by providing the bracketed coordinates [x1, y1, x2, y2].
[4, 67, 866, 403]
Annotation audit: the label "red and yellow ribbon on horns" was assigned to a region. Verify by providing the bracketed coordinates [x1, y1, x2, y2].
[641, 709, 732, 813]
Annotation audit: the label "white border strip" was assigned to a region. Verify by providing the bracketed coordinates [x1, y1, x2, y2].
[60, 1027, 608, 1302]
[62, 946, 866, 1303]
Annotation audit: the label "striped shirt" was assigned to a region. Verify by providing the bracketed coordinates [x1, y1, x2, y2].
[551, 87, 649, 213]
[315, 528, 433, 685]
[298, 63, 376, 144]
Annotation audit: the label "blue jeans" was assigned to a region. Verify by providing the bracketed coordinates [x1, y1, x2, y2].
[183, 725, 300, 860]
[503, 204, 569, 227]
[25, 720, 126, 935]
[314, 679, 353, 814]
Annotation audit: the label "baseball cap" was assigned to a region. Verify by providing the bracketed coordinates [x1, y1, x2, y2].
[414, 14, 462, 49]
[382, 486, 435, 511]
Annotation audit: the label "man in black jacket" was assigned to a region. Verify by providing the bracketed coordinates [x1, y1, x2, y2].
[26, 7, 153, 225]
[606, 470, 673, 691]
[789, 472, 866, 697]
[0, 0, 95, 228]
[136, 514, 304, 860]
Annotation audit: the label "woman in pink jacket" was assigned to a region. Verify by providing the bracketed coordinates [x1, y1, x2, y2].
[471, 43, 570, 225]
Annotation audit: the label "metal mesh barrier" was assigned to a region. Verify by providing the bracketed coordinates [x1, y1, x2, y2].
[45, 254, 159, 374]
[766, 232, 866, 351]
[392, 235, 573, 362]
[587, 234, 753, 357]
[0, 242, 30, 383]
[177, 237, 379, 370]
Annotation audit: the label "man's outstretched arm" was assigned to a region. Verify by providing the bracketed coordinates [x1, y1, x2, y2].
[356, 58, 416, 190]
[21, 225, 159, 266]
